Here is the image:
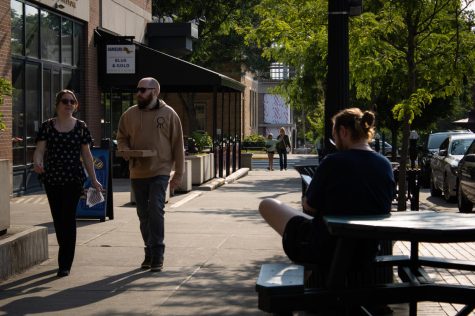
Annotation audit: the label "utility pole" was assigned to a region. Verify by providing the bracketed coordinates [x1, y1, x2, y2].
[323, 0, 362, 156]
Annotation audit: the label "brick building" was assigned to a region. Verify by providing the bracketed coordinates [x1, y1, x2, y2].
[0, 0, 252, 195]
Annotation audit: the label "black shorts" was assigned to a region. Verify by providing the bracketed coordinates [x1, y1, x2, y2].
[282, 216, 325, 264]
[283, 216, 381, 267]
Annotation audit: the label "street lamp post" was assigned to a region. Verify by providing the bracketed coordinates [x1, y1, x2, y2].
[409, 130, 419, 169]
[374, 132, 381, 153]
[323, 0, 362, 156]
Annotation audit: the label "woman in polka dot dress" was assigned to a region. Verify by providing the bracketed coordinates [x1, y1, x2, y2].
[33, 89, 102, 278]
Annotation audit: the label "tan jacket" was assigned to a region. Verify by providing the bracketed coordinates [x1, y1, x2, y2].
[116, 100, 185, 181]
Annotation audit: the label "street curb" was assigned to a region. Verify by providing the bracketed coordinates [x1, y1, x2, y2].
[0, 225, 48, 280]
[195, 168, 249, 191]
[225, 168, 249, 184]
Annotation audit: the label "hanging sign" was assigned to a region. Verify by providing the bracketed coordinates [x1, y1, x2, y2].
[106, 45, 136, 74]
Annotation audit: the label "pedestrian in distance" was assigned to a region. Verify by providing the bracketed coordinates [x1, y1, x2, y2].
[276, 127, 291, 170]
[259, 107, 395, 272]
[265, 133, 277, 171]
[116, 77, 185, 272]
[33, 89, 103, 278]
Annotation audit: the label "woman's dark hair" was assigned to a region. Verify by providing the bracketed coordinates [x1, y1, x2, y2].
[332, 107, 375, 142]
[55, 89, 78, 109]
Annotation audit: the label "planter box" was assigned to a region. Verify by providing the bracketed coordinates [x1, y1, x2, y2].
[185, 155, 205, 185]
[185, 153, 214, 185]
[0, 159, 11, 234]
[203, 153, 213, 181]
[176, 160, 192, 192]
[241, 153, 253, 170]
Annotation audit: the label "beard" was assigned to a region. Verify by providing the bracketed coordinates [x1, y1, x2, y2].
[138, 94, 157, 109]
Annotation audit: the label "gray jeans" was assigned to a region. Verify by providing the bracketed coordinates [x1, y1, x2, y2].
[131, 175, 170, 259]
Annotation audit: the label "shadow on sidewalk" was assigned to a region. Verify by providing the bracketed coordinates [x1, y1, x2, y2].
[0, 269, 162, 315]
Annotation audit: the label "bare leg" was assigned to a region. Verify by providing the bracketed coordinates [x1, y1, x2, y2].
[259, 198, 312, 236]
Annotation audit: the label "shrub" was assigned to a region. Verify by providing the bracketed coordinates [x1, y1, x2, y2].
[191, 131, 212, 153]
[242, 134, 266, 148]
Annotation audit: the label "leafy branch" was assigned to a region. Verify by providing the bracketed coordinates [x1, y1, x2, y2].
[0, 77, 13, 132]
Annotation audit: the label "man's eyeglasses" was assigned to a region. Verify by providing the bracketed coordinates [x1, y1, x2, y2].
[136, 87, 154, 93]
[60, 99, 77, 105]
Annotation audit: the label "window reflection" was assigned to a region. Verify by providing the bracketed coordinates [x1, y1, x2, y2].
[62, 19, 73, 65]
[12, 60, 25, 166]
[41, 11, 60, 62]
[11, 0, 23, 55]
[62, 68, 72, 90]
[26, 63, 40, 148]
[73, 23, 83, 67]
[25, 5, 39, 58]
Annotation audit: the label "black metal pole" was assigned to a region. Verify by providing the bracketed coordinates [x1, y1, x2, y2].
[324, 0, 350, 155]
[213, 86, 218, 178]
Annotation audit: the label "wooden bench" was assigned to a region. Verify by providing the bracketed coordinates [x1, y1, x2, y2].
[256, 211, 475, 316]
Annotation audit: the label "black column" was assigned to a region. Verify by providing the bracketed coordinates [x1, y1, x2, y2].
[324, 0, 350, 154]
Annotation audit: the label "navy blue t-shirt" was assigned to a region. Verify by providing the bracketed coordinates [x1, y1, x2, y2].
[303, 149, 395, 267]
[306, 149, 395, 217]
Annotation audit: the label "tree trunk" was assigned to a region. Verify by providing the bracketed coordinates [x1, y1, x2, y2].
[397, 3, 417, 211]
[397, 116, 411, 211]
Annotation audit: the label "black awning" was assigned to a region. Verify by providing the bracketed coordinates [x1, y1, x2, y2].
[95, 28, 244, 93]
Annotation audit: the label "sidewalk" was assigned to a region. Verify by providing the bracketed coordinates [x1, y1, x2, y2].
[1, 164, 474, 315]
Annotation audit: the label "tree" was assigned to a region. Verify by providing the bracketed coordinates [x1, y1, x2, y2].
[152, 0, 267, 71]
[242, 0, 328, 139]
[351, 0, 475, 210]
[152, 0, 268, 133]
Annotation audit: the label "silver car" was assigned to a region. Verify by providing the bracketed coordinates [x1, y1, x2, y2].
[430, 133, 475, 202]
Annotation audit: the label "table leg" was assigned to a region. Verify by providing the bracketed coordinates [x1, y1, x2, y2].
[410, 241, 419, 316]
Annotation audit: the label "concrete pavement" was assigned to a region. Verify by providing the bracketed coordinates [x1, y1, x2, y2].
[1, 155, 474, 315]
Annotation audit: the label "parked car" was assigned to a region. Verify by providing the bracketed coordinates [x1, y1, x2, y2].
[430, 133, 475, 202]
[419, 130, 473, 188]
[368, 139, 393, 153]
[456, 139, 475, 213]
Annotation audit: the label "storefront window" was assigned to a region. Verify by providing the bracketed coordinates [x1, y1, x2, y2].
[11, 0, 23, 56]
[62, 68, 72, 90]
[73, 23, 83, 67]
[40, 11, 60, 62]
[62, 19, 73, 65]
[10, 1, 84, 193]
[25, 4, 39, 58]
[195, 103, 207, 131]
[25, 63, 41, 163]
[12, 60, 25, 166]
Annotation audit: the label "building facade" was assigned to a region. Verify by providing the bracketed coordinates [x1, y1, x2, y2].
[0, 0, 249, 195]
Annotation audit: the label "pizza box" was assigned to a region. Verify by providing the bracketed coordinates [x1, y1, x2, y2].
[116, 150, 157, 157]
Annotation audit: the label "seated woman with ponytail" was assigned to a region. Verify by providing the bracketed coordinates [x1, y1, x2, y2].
[259, 107, 395, 270]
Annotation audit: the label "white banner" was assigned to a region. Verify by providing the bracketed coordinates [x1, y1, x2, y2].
[106, 45, 136, 74]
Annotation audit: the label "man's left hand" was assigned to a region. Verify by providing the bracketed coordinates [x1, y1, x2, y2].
[169, 177, 181, 191]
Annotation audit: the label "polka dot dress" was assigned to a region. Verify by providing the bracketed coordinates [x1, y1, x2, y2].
[36, 119, 92, 186]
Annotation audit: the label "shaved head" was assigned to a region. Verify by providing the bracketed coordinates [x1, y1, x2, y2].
[137, 77, 161, 109]
[138, 77, 160, 95]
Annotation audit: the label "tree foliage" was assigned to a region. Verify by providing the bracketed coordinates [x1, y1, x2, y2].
[0, 78, 13, 132]
[242, 0, 328, 139]
[152, 0, 268, 73]
[351, 0, 475, 210]
[244, 0, 475, 210]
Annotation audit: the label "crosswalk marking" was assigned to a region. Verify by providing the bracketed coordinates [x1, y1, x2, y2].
[12, 196, 48, 204]
[252, 156, 319, 170]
